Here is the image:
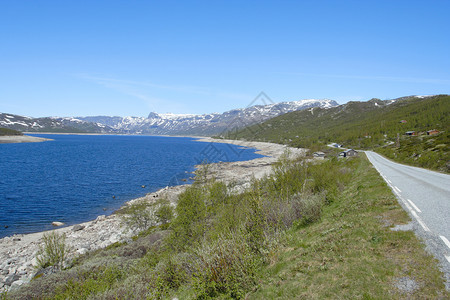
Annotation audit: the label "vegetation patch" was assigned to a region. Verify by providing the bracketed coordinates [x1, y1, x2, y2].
[248, 154, 448, 299]
[0, 127, 22, 136]
[4, 154, 448, 299]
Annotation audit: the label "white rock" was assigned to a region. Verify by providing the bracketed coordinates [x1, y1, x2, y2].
[76, 248, 88, 255]
[109, 234, 120, 244]
[10, 279, 24, 288]
[95, 215, 106, 222]
[52, 221, 65, 226]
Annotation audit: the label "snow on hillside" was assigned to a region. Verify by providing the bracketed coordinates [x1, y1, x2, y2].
[78, 99, 338, 135]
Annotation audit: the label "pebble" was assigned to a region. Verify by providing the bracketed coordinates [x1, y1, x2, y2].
[4, 273, 20, 286]
[76, 248, 88, 255]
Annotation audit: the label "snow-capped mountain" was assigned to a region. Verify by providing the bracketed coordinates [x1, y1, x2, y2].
[0, 113, 116, 133]
[78, 99, 338, 136]
[1, 99, 338, 135]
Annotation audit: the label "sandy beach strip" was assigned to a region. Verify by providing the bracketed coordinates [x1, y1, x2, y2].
[0, 135, 53, 144]
[0, 138, 305, 292]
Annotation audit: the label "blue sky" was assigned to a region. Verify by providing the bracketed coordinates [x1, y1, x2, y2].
[1, 1, 449, 117]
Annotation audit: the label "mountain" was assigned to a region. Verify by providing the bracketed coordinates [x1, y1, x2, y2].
[228, 95, 449, 172]
[228, 95, 447, 146]
[0, 113, 117, 134]
[77, 99, 338, 136]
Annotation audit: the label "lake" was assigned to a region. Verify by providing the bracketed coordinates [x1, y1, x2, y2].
[0, 135, 263, 238]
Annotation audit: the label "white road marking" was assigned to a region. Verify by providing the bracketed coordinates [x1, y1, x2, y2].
[366, 152, 432, 233]
[407, 199, 422, 213]
[445, 255, 450, 264]
[440, 236, 450, 249]
[411, 210, 431, 232]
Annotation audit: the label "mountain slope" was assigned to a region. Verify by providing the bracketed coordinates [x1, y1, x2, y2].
[228, 95, 449, 171]
[0, 113, 117, 133]
[0, 127, 22, 136]
[78, 99, 338, 136]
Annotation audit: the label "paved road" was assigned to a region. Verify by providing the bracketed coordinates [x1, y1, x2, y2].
[365, 151, 450, 288]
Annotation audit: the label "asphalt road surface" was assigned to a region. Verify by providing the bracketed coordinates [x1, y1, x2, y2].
[365, 151, 450, 289]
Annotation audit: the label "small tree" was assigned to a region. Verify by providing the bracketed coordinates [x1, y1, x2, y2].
[155, 200, 174, 225]
[36, 231, 68, 270]
[121, 200, 155, 232]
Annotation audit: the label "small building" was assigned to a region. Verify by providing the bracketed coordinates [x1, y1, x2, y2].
[427, 129, 440, 135]
[339, 149, 358, 158]
[313, 151, 325, 158]
[405, 131, 416, 136]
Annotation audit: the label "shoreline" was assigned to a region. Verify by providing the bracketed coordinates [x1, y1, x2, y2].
[0, 135, 53, 144]
[0, 138, 305, 292]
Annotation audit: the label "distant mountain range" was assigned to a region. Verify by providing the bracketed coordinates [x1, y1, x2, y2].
[0, 113, 115, 134]
[0, 99, 338, 136]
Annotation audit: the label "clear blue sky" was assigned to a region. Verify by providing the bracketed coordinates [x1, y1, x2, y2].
[1, 0, 449, 117]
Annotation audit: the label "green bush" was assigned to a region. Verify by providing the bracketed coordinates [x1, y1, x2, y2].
[155, 200, 174, 226]
[120, 200, 155, 232]
[148, 253, 193, 299]
[193, 233, 260, 299]
[291, 192, 326, 226]
[36, 231, 68, 270]
[169, 186, 207, 251]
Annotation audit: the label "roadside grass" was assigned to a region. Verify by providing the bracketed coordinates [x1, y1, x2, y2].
[248, 154, 448, 299]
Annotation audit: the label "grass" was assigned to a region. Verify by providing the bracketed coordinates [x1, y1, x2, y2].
[248, 154, 448, 299]
[376, 132, 449, 173]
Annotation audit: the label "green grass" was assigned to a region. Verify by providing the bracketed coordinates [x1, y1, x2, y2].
[248, 154, 448, 299]
[376, 132, 450, 173]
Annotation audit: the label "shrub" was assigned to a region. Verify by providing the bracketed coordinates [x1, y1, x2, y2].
[148, 253, 193, 299]
[193, 233, 260, 299]
[155, 200, 174, 225]
[169, 186, 207, 250]
[36, 231, 68, 270]
[291, 192, 326, 226]
[120, 200, 155, 232]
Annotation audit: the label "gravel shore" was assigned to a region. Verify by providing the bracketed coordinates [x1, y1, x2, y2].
[0, 135, 53, 144]
[0, 138, 304, 292]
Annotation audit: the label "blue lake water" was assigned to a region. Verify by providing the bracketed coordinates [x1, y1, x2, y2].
[0, 135, 263, 238]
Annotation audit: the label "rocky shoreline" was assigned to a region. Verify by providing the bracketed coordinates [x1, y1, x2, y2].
[0, 138, 305, 293]
[0, 135, 53, 144]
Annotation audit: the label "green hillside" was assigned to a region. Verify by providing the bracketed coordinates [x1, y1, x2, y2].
[226, 95, 449, 172]
[0, 127, 23, 136]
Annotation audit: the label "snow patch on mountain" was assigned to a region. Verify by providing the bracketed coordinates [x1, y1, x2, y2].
[78, 99, 339, 136]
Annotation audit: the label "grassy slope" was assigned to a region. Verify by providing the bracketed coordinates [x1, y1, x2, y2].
[227, 95, 449, 172]
[5, 155, 448, 299]
[249, 155, 447, 299]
